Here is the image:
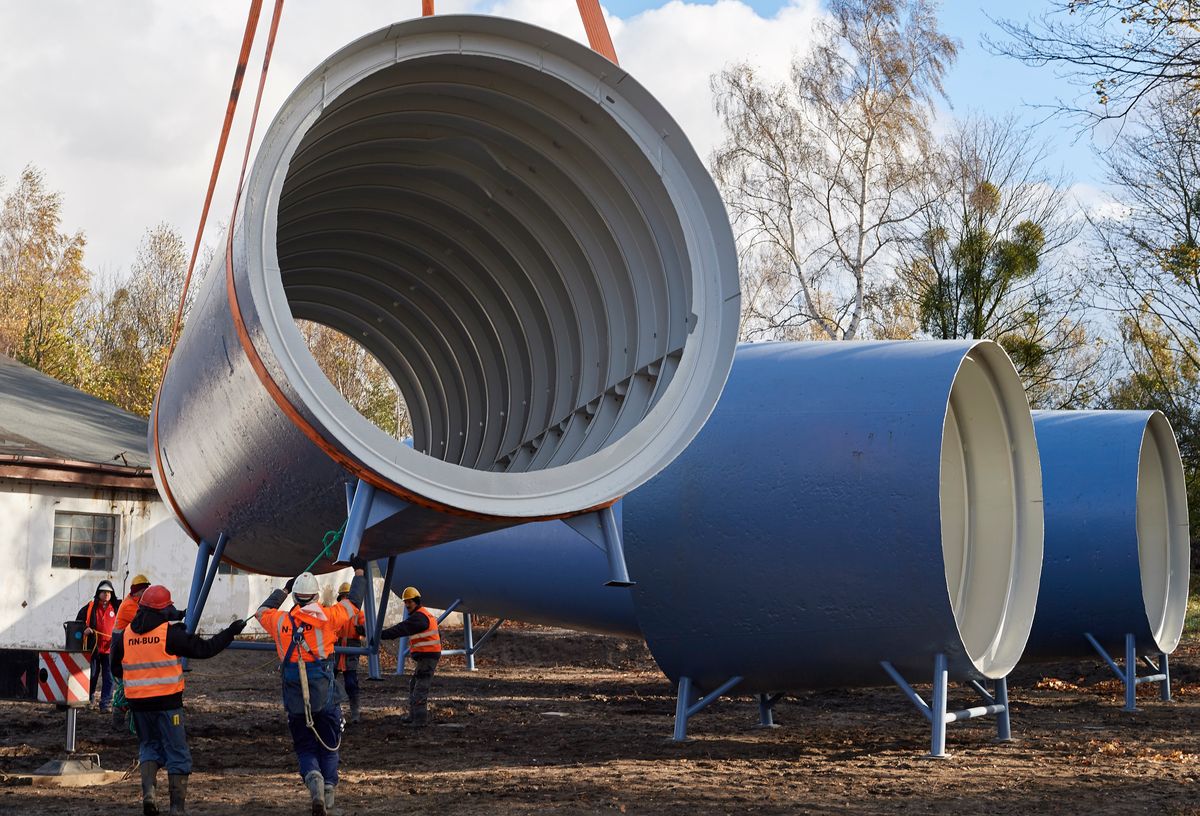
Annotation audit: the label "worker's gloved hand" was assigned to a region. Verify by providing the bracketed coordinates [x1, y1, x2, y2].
[284, 577, 295, 593]
[227, 618, 247, 636]
[349, 554, 368, 571]
[355, 625, 366, 637]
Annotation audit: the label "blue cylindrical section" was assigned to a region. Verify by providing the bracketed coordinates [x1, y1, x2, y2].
[624, 341, 1043, 693]
[1024, 410, 1190, 660]
[385, 516, 640, 638]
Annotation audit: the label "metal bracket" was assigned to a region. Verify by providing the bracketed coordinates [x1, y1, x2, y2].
[336, 479, 409, 563]
[671, 675, 743, 741]
[564, 503, 634, 586]
[1084, 632, 1171, 711]
[881, 654, 1011, 757]
[756, 692, 785, 727]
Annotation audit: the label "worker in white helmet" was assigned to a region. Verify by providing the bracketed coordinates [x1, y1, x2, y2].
[379, 586, 442, 727]
[256, 557, 366, 816]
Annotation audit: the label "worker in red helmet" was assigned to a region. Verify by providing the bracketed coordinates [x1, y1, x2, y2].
[111, 574, 185, 733]
[256, 558, 367, 816]
[379, 586, 442, 727]
[111, 585, 244, 816]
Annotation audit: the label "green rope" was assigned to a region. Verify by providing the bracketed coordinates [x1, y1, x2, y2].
[301, 520, 347, 574]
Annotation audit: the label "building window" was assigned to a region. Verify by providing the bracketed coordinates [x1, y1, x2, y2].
[52, 512, 117, 571]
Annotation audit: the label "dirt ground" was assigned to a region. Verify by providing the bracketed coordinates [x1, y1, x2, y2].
[1, 624, 1198, 815]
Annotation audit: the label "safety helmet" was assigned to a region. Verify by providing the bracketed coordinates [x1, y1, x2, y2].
[400, 586, 421, 601]
[292, 572, 320, 601]
[131, 574, 151, 591]
[337, 582, 351, 595]
[140, 585, 173, 610]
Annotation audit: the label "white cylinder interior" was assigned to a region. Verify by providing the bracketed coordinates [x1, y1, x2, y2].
[940, 342, 1043, 676]
[242, 17, 738, 518]
[1136, 412, 1191, 653]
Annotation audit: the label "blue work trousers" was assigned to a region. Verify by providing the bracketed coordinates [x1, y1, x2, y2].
[287, 707, 342, 785]
[89, 651, 113, 709]
[132, 708, 193, 774]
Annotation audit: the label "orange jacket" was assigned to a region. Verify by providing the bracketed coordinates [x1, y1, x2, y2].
[258, 596, 359, 663]
[121, 623, 184, 699]
[114, 595, 140, 632]
[336, 603, 366, 672]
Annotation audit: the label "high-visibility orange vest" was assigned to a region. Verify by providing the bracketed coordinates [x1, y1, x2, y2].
[336, 604, 366, 672]
[409, 607, 441, 654]
[259, 597, 358, 663]
[122, 623, 184, 699]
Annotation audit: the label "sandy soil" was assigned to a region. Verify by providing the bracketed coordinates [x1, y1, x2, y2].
[1, 624, 1198, 815]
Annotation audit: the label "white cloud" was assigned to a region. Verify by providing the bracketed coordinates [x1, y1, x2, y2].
[0, 1, 822, 273]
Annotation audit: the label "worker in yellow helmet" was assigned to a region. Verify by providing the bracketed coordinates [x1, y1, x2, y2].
[334, 581, 366, 724]
[380, 586, 441, 726]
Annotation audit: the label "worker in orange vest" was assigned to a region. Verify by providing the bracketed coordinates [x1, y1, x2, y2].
[333, 581, 366, 724]
[75, 579, 119, 711]
[111, 575, 185, 733]
[256, 558, 366, 816]
[111, 585, 244, 816]
[380, 586, 442, 726]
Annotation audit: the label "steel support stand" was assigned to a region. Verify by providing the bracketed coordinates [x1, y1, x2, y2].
[337, 479, 376, 563]
[463, 613, 476, 672]
[361, 558, 381, 680]
[1083, 632, 1169, 712]
[64, 707, 77, 753]
[671, 675, 744, 741]
[881, 655, 1010, 758]
[182, 534, 227, 670]
[565, 504, 634, 586]
[396, 603, 410, 677]
[756, 692, 784, 728]
[367, 557, 396, 681]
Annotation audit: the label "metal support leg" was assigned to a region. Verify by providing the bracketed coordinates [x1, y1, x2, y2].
[463, 612, 476, 672]
[930, 653, 949, 758]
[599, 505, 634, 587]
[64, 708, 77, 753]
[1124, 633, 1139, 712]
[1160, 653, 1172, 702]
[361, 560, 381, 680]
[368, 557, 396, 681]
[395, 603, 409, 677]
[757, 693, 776, 727]
[183, 538, 214, 635]
[994, 676, 1012, 742]
[673, 677, 694, 741]
[337, 479, 376, 563]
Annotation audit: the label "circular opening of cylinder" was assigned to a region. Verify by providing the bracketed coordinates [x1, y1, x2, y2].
[1136, 412, 1191, 653]
[243, 16, 738, 518]
[939, 341, 1043, 677]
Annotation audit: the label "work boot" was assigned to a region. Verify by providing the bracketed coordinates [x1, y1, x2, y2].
[304, 770, 327, 816]
[139, 761, 159, 815]
[167, 773, 187, 816]
[349, 700, 360, 724]
[324, 783, 341, 816]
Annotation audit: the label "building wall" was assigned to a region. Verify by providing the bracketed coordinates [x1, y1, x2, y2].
[0, 479, 391, 649]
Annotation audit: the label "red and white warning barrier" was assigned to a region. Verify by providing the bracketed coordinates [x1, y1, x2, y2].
[37, 651, 90, 706]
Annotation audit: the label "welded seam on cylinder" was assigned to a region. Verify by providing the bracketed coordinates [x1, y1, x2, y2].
[152, 0, 267, 543]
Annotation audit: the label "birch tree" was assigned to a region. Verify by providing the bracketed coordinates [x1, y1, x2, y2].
[711, 0, 957, 340]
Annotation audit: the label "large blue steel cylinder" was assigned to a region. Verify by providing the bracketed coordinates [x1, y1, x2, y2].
[151, 16, 739, 574]
[384, 515, 640, 638]
[1024, 410, 1190, 661]
[624, 341, 1044, 692]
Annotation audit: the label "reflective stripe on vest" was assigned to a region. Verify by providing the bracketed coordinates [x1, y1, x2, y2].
[409, 607, 441, 653]
[122, 622, 183, 698]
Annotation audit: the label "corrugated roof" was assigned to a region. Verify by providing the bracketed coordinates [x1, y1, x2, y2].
[0, 355, 150, 469]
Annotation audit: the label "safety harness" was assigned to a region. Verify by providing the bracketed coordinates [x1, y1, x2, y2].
[282, 608, 342, 753]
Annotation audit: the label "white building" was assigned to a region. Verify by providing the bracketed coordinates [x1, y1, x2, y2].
[0, 355, 363, 649]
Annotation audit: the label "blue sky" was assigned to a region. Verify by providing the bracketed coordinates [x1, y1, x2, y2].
[0, 1, 1109, 273]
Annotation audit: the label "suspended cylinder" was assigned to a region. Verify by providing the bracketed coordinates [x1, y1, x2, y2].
[1023, 410, 1190, 661]
[151, 15, 740, 574]
[385, 341, 1045, 692]
[626, 341, 1043, 692]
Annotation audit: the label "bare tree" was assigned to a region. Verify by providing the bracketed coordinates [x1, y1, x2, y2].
[990, 0, 1200, 123]
[711, 0, 957, 341]
[295, 320, 411, 439]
